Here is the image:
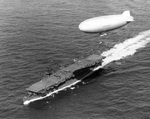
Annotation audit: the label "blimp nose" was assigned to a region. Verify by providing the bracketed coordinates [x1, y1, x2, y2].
[78, 22, 88, 32]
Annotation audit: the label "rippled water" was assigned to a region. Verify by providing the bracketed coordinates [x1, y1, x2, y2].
[0, 0, 150, 119]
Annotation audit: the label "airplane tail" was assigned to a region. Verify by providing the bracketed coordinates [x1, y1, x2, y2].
[122, 10, 134, 22]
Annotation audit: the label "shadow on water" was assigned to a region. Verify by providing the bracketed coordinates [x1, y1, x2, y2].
[27, 67, 116, 109]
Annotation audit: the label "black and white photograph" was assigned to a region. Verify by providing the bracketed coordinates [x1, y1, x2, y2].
[0, 0, 150, 119]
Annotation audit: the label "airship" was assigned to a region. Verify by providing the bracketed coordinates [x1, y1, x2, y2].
[78, 11, 134, 35]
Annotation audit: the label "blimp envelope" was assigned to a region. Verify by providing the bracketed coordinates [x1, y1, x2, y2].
[78, 11, 134, 33]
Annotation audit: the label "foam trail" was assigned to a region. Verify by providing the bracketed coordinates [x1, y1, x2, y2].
[93, 30, 150, 71]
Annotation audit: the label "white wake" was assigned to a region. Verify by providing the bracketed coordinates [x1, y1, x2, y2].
[94, 30, 150, 71]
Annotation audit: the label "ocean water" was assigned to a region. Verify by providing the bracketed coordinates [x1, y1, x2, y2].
[0, 0, 150, 119]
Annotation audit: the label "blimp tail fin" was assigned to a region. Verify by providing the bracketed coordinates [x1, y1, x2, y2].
[122, 11, 131, 16]
[122, 11, 134, 22]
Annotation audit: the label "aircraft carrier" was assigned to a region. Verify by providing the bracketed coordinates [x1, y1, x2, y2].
[23, 54, 103, 105]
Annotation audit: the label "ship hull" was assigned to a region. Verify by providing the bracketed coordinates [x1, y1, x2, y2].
[23, 54, 103, 105]
[23, 79, 81, 105]
[23, 71, 96, 105]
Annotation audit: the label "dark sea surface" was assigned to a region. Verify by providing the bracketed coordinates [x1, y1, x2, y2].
[0, 0, 150, 119]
